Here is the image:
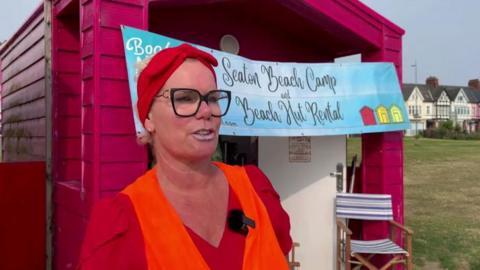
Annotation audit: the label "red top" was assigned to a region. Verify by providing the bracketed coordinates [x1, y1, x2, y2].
[78, 165, 292, 270]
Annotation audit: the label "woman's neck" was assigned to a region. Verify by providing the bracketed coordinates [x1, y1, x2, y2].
[154, 151, 217, 193]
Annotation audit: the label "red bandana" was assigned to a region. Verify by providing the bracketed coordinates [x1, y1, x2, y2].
[136, 43, 218, 125]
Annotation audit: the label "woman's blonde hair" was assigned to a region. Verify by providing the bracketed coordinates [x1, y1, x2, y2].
[134, 56, 153, 82]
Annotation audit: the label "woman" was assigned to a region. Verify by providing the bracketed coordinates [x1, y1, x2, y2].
[78, 44, 292, 270]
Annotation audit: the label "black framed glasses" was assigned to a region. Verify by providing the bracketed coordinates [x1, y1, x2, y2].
[156, 88, 232, 117]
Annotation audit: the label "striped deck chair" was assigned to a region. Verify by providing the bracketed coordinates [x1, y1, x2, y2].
[336, 193, 413, 270]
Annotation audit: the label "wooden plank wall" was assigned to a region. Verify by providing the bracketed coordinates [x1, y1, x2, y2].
[51, 1, 85, 269]
[53, 14, 82, 187]
[52, 0, 148, 268]
[81, 0, 147, 202]
[1, 9, 46, 161]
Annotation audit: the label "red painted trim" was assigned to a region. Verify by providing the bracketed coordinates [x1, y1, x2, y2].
[0, 162, 46, 270]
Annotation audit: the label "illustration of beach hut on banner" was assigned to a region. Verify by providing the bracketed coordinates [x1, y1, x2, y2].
[0, 1, 407, 269]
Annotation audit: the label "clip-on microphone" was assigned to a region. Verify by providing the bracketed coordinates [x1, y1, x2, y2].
[228, 209, 256, 236]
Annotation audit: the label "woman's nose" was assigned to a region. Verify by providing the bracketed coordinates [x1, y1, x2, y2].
[195, 100, 212, 119]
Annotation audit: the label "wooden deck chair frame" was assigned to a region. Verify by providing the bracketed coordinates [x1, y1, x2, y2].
[288, 242, 300, 270]
[336, 193, 413, 270]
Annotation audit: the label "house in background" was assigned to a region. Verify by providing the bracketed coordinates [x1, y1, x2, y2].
[431, 90, 451, 123]
[402, 76, 480, 135]
[445, 87, 471, 128]
[466, 79, 480, 131]
[402, 83, 434, 135]
[463, 87, 480, 132]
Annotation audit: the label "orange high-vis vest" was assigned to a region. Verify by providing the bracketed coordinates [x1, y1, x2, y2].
[121, 162, 289, 270]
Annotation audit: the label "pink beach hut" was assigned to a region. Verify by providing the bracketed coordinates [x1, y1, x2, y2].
[0, 0, 405, 269]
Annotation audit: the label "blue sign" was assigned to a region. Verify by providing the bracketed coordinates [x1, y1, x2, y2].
[121, 26, 409, 136]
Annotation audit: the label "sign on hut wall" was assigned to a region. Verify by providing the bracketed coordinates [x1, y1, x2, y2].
[121, 26, 409, 137]
[288, 137, 311, 163]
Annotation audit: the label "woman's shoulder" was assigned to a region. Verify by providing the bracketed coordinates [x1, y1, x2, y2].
[215, 162, 278, 197]
[243, 164, 280, 199]
[242, 165, 293, 255]
[78, 193, 147, 269]
[84, 194, 134, 240]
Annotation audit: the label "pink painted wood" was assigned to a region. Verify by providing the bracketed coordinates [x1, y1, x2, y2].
[361, 25, 405, 268]
[51, 1, 86, 269]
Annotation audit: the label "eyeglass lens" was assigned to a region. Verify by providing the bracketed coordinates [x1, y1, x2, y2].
[172, 89, 230, 117]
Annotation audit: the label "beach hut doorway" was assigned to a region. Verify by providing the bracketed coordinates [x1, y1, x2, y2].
[260, 136, 346, 269]
[147, 2, 351, 267]
[219, 134, 346, 268]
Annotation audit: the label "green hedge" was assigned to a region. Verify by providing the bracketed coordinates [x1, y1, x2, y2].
[422, 120, 480, 140]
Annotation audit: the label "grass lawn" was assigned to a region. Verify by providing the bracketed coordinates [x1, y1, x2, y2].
[347, 137, 480, 270]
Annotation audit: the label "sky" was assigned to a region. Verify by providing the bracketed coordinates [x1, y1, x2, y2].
[0, 0, 42, 42]
[1, 0, 479, 86]
[359, 0, 480, 86]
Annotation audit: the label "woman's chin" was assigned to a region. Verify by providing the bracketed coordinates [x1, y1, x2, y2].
[185, 144, 218, 161]
[185, 152, 215, 162]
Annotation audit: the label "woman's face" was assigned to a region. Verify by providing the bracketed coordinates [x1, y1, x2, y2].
[145, 59, 220, 162]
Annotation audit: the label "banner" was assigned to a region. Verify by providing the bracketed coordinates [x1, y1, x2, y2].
[121, 26, 409, 137]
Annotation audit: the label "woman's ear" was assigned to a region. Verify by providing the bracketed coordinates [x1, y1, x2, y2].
[144, 114, 155, 133]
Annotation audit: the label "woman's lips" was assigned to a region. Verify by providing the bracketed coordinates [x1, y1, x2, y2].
[192, 129, 216, 141]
